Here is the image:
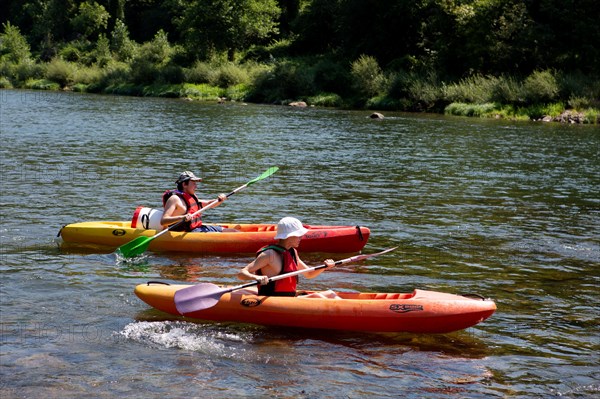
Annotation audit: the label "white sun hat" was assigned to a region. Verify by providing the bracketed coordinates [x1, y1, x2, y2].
[274, 217, 309, 239]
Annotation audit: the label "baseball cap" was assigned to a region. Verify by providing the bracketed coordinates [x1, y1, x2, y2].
[176, 171, 202, 184]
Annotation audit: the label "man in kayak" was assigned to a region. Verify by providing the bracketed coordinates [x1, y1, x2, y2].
[238, 217, 335, 296]
[161, 171, 237, 232]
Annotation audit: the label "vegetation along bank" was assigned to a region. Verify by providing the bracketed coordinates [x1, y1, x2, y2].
[1, 0, 599, 123]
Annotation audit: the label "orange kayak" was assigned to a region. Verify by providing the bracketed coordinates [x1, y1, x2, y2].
[134, 282, 496, 333]
[59, 221, 370, 253]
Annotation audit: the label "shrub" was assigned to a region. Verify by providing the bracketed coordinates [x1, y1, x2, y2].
[524, 104, 546, 120]
[558, 71, 600, 108]
[25, 79, 60, 90]
[0, 76, 12, 88]
[351, 55, 384, 97]
[386, 69, 442, 110]
[6, 59, 45, 83]
[130, 58, 158, 85]
[541, 102, 565, 117]
[130, 30, 174, 84]
[142, 84, 182, 98]
[307, 93, 343, 107]
[96, 60, 129, 88]
[158, 64, 185, 84]
[181, 83, 225, 100]
[583, 109, 600, 124]
[247, 60, 315, 103]
[366, 95, 405, 111]
[185, 61, 216, 84]
[243, 61, 272, 81]
[558, 71, 589, 99]
[406, 71, 442, 111]
[491, 75, 523, 104]
[568, 96, 591, 110]
[73, 64, 102, 85]
[46, 58, 77, 87]
[443, 74, 498, 104]
[58, 44, 81, 63]
[215, 63, 249, 87]
[226, 83, 251, 101]
[523, 70, 559, 104]
[445, 102, 496, 117]
[313, 58, 351, 95]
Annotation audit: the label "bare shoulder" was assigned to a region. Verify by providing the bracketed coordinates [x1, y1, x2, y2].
[255, 249, 278, 267]
[165, 194, 184, 207]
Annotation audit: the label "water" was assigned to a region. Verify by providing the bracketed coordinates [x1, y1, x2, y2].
[1, 89, 599, 398]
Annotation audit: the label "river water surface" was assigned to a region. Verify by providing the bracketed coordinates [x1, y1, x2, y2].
[1, 89, 599, 398]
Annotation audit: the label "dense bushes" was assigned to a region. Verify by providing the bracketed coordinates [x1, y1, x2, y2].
[0, 20, 598, 123]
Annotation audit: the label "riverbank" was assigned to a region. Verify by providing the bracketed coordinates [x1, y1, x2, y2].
[3, 77, 599, 125]
[2, 5, 599, 125]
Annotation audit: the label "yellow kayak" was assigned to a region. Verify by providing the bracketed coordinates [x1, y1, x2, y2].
[59, 221, 370, 253]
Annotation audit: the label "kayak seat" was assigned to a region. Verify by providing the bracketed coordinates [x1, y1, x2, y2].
[257, 226, 276, 231]
[374, 293, 402, 300]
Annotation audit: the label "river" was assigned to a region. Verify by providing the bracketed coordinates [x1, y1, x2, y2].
[1, 89, 598, 398]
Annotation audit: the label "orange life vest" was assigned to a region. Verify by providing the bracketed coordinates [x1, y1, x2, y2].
[162, 190, 203, 231]
[255, 245, 298, 296]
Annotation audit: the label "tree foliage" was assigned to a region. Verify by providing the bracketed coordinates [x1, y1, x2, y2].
[0, 0, 598, 114]
[0, 22, 32, 63]
[176, 0, 280, 61]
[71, 1, 110, 40]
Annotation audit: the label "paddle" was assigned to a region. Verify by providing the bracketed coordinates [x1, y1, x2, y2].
[174, 247, 397, 314]
[116, 166, 279, 258]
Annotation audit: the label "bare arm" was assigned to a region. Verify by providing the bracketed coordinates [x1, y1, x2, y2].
[299, 257, 335, 279]
[160, 196, 188, 227]
[238, 251, 272, 285]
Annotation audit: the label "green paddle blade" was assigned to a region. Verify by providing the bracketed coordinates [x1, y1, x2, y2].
[116, 236, 153, 258]
[247, 166, 279, 186]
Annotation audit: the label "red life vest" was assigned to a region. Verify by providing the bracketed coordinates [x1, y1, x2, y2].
[255, 245, 298, 296]
[162, 190, 203, 231]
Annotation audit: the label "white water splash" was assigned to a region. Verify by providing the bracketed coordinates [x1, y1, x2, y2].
[119, 321, 255, 359]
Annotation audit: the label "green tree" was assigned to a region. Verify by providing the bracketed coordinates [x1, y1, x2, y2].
[110, 18, 137, 62]
[20, 0, 77, 59]
[178, 0, 281, 61]
[0, 22, 32, 63]
[71, 1, 110, 40]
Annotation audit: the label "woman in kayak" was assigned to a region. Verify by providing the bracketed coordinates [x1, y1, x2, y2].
[161, 170, 237, 232]
[238, 217, 335, 296]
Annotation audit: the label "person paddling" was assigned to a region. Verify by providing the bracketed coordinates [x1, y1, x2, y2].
[161, 171, 237, 232]
[238, 217, 335, 296]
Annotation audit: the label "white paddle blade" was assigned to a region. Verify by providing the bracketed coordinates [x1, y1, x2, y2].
[174, 283, 225, 314]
